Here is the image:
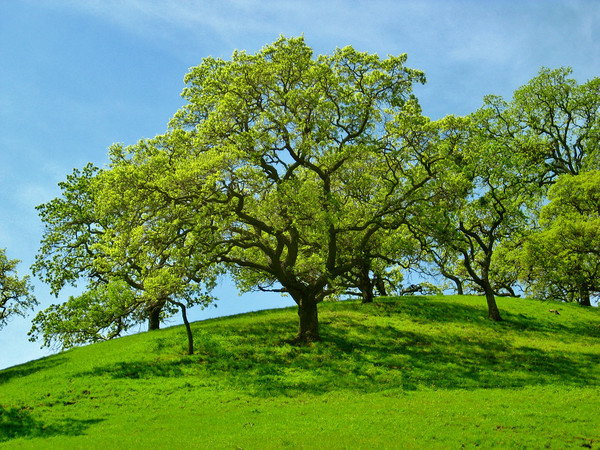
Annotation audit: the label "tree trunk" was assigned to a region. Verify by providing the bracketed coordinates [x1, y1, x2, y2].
[358, 263, 374, 303]
[454, 278, 464, 296]
[442, 271, 463, 295]
[484, 285, 502, 321]
[464, 252, 501, 321]
[296, 299, 320, 343]
[148, 305, 161, 331]
[172, 300, 194, 355]
[147, 298, 168, 331]
[361, 286, 374, 304]
[579, 286, 591, 307]
[374, 276, 388, 297]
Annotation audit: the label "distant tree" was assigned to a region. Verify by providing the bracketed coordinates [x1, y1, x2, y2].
[409, 224, 466, 296]
[519, 171, 600, 306]
[103, 37, 442, 342]
[336, 227, 418, 303]
[0, 248, 36, 329]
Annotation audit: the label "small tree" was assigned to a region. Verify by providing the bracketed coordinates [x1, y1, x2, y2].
[31, 162, 217, 352]
[335, 227, 418, 303]
[32, 164, 171, 331]
[0, 248, 36, 329]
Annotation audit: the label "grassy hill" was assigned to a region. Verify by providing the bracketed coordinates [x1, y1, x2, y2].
[1, 295, 599, 448]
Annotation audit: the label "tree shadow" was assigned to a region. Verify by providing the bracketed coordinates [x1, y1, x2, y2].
[80, 358, 194, 379]
[370, 296, 600, 338]
[0, 356, 67, 385]
[500, 308, 600, 337]
[322, 318, 598, 390]
[75, 298, 600, 398]
[0, 406, 103, 442]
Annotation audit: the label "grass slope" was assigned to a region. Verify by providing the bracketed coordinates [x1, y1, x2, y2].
[1, 295, 599, 449]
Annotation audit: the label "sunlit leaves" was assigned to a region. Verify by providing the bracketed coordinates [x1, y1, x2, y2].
[0, 248, 37, 329]
[483, 67, 600, 182]
[520, 171, 600, 305]
[28, 280, 138, 349]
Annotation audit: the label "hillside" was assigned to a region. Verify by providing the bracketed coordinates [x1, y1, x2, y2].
[1, 295, 599, 448]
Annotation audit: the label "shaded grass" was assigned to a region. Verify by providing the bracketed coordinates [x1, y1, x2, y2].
[1, 295, 599, 448]
[0, 406, 102, 442]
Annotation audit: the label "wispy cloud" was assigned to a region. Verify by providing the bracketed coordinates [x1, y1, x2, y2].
[22, 0, 600, 120]
[36, 1, 598, 69]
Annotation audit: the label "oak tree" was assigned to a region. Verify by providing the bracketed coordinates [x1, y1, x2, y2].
[483, 67, 600, 184]
[105, 37, 440, 342]
[30, 162, 216, 352]
[417, 114, 539, 321]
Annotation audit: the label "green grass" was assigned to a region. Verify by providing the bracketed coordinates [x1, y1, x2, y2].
[1, 295, 599, 448]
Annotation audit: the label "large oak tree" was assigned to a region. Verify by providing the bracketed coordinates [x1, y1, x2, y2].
[103, 37, 443, 342]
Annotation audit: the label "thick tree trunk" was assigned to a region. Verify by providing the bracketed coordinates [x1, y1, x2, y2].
[361, 286, 374, 304]
[579, 287, 591, 307]
[296, 299, 320, 343]
[148, 306, 161, 331]
[453, 278, 464, 296]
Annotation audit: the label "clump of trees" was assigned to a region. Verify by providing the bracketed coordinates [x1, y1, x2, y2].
[22, 38, 600, 351]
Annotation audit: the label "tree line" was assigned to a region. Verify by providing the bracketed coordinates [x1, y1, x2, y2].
[2, 37, 599, 354]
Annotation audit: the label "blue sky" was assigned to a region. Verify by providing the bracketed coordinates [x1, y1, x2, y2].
[1, 0, 599, 369]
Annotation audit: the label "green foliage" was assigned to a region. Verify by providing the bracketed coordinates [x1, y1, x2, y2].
[415, 67, 600, 314]
[28, 281, 140, 349]
[0, 248, 36, 329]
[413, 113, 540, 319]
[32, 164, 103, 296]
[28, 34, 600, 351]
[520, 171, 600, 305]
[30, 160, 218, 349]
[463, 66, 600, 309]
[1, 295, 599, 447]
[103, 36, 440, 340]
[482, 67, 600, 182]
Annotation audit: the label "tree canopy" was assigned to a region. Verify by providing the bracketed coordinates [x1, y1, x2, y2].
[519, 171, 600, 306]
[0, 248, 36, 329]
[30, 161, 217, 351]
